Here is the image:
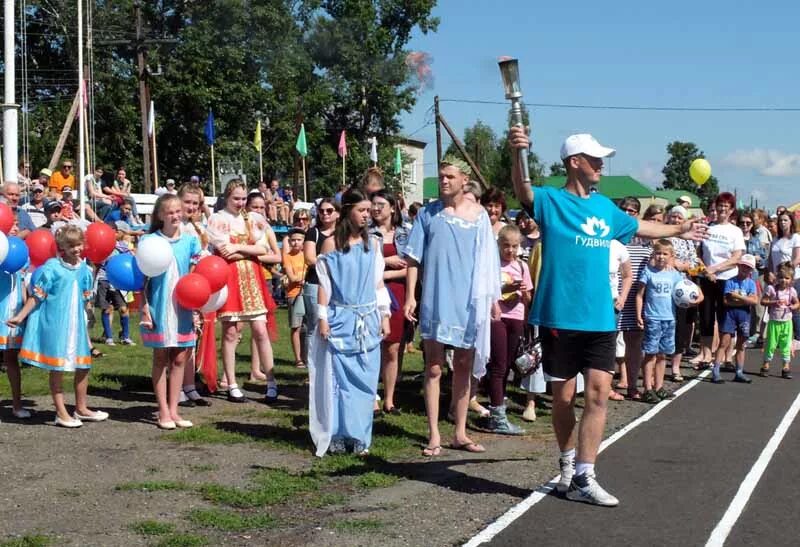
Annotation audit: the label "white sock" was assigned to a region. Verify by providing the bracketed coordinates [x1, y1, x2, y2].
[179, 391, 189, 403]
[575, 462, 594, 477]
[560, 448, 576, 460]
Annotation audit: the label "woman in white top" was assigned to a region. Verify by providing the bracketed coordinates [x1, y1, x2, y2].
[698, 193, 745, 366]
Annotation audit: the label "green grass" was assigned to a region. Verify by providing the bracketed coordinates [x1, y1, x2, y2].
[187, 508, 277, 531]
[0, 536, 51, 547]
[169, 425, 252, 445]
[353, 471, 399, 489]
[331, 518, 385, 533]
[154, 534, 208, 547]
[306, 492, 347, 508]
[115, 480, 190, 492]
[128, 520, 175, 536]
[198, 468, 319, 508]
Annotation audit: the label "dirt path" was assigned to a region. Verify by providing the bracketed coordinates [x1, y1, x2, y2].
[0, 380, 653, 547]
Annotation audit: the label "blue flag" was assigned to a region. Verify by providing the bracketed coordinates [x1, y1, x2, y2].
[204, 110, 215, 146]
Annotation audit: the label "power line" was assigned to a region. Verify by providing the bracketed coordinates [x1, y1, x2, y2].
[439, 98, 800, 113]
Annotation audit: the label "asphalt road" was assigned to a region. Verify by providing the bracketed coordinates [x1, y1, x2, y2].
[475, 350, 800, 547]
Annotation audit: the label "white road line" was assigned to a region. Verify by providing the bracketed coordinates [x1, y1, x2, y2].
[705, 389, 800, 547]
[463, 370, 710, 547]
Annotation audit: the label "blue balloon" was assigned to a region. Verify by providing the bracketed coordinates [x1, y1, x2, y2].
[1, 237, 29, 274]
[106, 254, 145, 291]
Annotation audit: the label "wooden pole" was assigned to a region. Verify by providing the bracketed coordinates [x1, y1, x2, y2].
[438, 112, 487, 189]
[151, 114, 159, 188]
[342, 155, 346, 187]
[434, 95, 442, 169]
[48, 91, 80, 171]
[302, 157, 307, 202]
[210, 144, 216, 197]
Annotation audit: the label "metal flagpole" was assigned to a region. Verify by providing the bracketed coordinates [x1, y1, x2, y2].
[3, 0, 19, 183]
[210, 144, 216, 197]
[77, 0, 86, 219]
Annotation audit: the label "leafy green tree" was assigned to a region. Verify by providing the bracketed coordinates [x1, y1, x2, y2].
[660, 141, 719, 209]
[443, 120, 500, 185]
[549, 162, 566, 176]
[8, 0, 439, 198]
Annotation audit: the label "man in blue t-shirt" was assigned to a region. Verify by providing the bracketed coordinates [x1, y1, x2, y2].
[510, 129, 707, 507]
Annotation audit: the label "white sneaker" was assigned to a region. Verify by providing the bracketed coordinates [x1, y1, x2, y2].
[120, 338, 136, 346]
[566, 472, 619, 507]
[12, 408, 32, 419]
[104, 338, 116, 346]
[556, 456, 575, 494]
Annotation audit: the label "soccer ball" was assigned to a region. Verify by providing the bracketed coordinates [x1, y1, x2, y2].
[673, 279, 700, 308]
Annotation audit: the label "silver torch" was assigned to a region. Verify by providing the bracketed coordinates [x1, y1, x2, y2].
[498, 57, 530, 183]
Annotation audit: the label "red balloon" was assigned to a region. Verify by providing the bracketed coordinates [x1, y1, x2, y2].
[175, 273, 211, 310]
[84, 222, 117, 263]
[194, 255, 229, 293]
[26, 229, 57, 267]
[0, 203, 13, 234]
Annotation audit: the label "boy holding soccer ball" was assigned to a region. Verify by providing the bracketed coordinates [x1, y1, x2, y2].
[636, 239, 692, 403]
[713, 254, 759, 384]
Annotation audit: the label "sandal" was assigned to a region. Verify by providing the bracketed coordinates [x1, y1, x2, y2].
[450, 441, 486, 453]
[693, 362, 710, 371]
[91, 348, 104, 358]
[760, 366, 769, 378]
[422, 445, 442, 457]
[627, 390, 642, 402]
[671, 374, 685, 383]
[294, 360, 307, 369]
[608, 390, 625, 401]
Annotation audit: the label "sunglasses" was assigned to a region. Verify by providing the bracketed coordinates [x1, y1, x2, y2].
[62, 165, 73, 169]
[33, 189, 43, 193]
[319, 208, 336, 214]
[623, 208, 639, 215]
[741, 220, 753, 225]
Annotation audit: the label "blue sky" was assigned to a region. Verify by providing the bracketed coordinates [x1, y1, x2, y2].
[399, 0, 800, 210]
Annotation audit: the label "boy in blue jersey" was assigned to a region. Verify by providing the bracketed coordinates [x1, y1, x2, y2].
[509, 129, 707, 507]
[636, 240, 698, 403]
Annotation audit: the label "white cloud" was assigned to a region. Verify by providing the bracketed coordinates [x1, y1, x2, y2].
[632, 162, 661, 187]
[722, 149, 800, 177]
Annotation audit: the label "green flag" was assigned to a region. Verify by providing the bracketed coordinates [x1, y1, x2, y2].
[394, 147, 402, 175]
[295, 123, 308, 157]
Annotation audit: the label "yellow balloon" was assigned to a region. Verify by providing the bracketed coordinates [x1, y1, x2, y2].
[689, 158, 711, 185]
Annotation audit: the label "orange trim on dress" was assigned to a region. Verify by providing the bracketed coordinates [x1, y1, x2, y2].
[19, 349, 91, 367]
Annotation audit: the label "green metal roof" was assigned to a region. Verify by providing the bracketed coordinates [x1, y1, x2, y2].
[423, 176, 439, 200]
[651, 189, 701, 206]
[542, 175, 654, 200]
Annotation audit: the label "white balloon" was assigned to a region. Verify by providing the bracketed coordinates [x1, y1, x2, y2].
[0, 231, 9, 265]
[200, 286, 228, 313]
[135, 235, 174, 277]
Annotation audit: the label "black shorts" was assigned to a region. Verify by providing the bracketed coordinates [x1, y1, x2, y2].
[541, 328, 616, 381]
[96, 279, 126, 310]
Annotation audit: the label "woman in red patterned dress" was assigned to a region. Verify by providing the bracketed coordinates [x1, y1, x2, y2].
[207, 180, 279, 403]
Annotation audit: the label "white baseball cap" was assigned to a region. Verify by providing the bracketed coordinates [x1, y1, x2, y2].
[677, 195, 693, 206]
[560, 133, 616, 160]
[738, 254, 756, 270]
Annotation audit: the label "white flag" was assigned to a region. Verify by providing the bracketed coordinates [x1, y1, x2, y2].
[147, 100, 155, 136]
[369, 136, 378, 163]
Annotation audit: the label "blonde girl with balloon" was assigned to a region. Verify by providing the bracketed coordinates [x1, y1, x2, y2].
[8, 225, 105, 428]
[140, 194, 203, 429]
[177, 183, 214, 407]
[207, 179, 278, 403]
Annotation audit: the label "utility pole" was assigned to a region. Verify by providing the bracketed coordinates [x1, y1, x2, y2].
[3, 0, 18, 183]
[135, 1, 152, 193]
[97, 2, 176, 193]
[434, 95, 442, 169]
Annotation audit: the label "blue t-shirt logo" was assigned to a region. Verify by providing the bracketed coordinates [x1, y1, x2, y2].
[580, 216, 611, 238]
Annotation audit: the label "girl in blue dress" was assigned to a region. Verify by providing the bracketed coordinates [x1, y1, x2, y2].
[8, 225, 107, 428]
[0, 246, 32, 419]
[140, 194, 202, 430]
[308, 189, 391, 456]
